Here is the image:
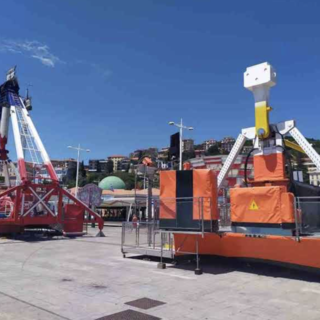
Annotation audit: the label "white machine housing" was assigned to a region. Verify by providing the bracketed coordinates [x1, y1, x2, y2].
[244, 62, 277, 103]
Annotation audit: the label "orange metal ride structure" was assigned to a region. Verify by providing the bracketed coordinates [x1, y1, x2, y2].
[0, 68, 103, 236]
[160, 62, 320, 272]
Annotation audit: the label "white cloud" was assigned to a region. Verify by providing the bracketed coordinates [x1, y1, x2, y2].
[32, 55, 55, 67]
[0, 39, 62, 67]
[0, 39, 111, 76]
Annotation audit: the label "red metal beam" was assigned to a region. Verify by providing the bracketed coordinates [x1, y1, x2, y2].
[61, 188, 104, 230]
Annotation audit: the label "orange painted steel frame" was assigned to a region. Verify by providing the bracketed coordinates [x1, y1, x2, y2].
[0, 181, 104, 234]
[174, 233, 320, 270]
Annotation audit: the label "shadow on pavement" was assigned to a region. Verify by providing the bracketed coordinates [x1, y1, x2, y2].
[129, 254, 320, 282]
[2, 232, 66, 243]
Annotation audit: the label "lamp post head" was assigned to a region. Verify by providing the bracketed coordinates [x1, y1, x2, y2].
[168, 121, 175, 126]
[188, 127, 194, 131]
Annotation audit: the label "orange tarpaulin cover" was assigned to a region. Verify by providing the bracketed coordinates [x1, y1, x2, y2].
[254, 153, 286, 181]
[159, 169, 219, 221]
[159, 171, 176, 219]
[230, 186, 295, 224]
[193, 169, 218, 221]
[281, 192, 295, 224]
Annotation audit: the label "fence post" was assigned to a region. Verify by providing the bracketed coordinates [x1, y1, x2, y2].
[201, 197, 204, 238]
[293, 197, 300, 242]
[210, 197, 213, 232]
[157, 231, 166, 269]
[195, 236, 202, 275]
[121, 222, 126, 258]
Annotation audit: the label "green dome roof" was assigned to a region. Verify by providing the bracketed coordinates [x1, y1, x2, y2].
[98, 176, 126, 190]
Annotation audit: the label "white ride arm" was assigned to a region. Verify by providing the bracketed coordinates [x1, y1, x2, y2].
[0, 106, 10, 143]
[290, 127, 320, 171]
[218, 133, 247, 188]
[11, 106, 28, 181]
[20, 99, 58, 182]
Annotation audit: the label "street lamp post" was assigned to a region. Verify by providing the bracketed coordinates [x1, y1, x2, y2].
[67, 144, 90, 198]
[169, 119, 193, 170]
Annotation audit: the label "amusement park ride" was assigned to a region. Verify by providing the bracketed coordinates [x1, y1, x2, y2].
[157, 62, 320, 273]
[0, 67, 104, 235]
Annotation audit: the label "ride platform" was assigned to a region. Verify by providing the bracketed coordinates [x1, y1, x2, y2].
[174, 231, 320, 272]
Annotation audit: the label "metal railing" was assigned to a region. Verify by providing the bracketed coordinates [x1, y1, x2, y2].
[121, 196, 219, 263]
[153, 197, 215, 236]
[122, 194, 320, 251]
[218, 188, 231, 228]
[121, 219, 206, 273]
[219, 203, 231, 228]
[121, 221, 174, 258]
[217, 194, 320, 239]
[294, 196, 320, 238]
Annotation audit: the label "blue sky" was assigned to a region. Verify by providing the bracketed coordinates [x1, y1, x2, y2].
[1, 0, 320, 162]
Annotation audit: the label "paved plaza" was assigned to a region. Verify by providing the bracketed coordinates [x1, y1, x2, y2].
[1, 227, 320, 319]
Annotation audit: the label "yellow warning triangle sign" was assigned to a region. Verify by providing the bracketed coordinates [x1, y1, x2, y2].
[249, 200, 259, 211]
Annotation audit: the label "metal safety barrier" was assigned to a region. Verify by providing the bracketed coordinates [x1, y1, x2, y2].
[218, 188, 231, 228]
[121, 196, 219, 274]
[294, 196, 320, 239]
[154, 196, 216, 236]
[121, 221, 174, 258]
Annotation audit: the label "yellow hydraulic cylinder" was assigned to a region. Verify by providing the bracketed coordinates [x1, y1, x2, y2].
[244, 62, 277, 140]
[255, 101, 272, 139]
[284, 139, 305, 154]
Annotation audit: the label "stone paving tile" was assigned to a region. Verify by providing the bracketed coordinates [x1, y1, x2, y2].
[1, 227, 320, 320]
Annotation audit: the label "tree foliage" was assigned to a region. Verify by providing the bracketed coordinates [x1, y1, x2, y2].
[182, 150, 196, 162]
[194, 144, 204, 151]
[111, 171, 136, 190]
[205, 145, 220, 156]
